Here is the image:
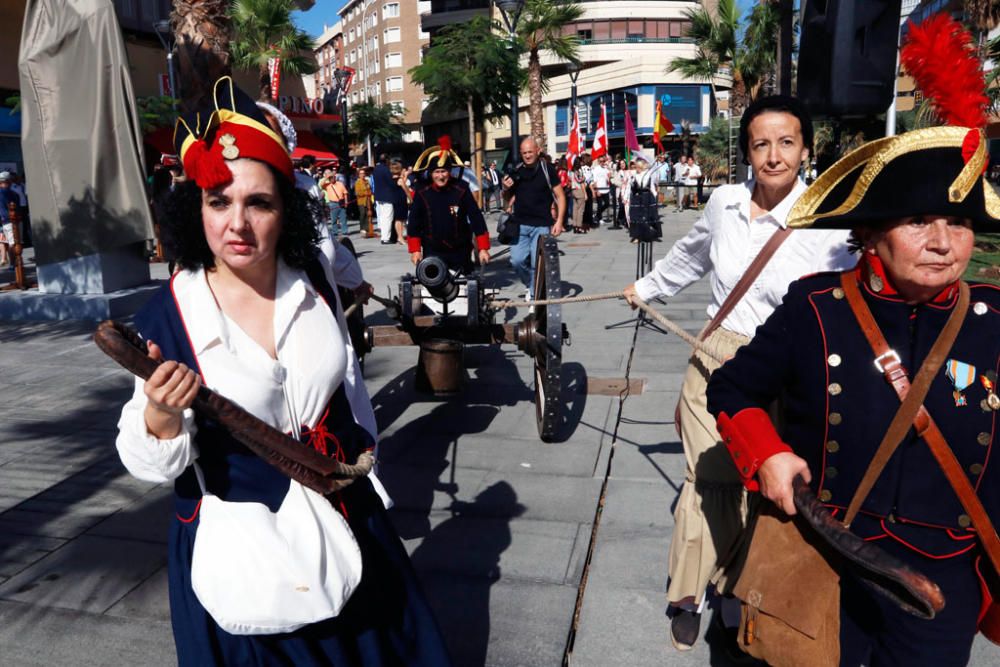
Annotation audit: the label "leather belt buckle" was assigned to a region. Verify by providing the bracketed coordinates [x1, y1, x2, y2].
[874, 350, 901, 374]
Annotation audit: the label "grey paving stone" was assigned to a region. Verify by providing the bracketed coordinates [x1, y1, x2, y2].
[0, 599, 175, 667]
[600, 478, 679, 529]
[104, 566, 171, 623]
[0, 535, 166, 613]
[419, 572, 577, 667]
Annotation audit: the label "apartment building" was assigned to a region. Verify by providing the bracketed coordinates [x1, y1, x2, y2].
[476, 0, 722, 158]
[339, 0, 431, 143]
[312, 22, 345, 99]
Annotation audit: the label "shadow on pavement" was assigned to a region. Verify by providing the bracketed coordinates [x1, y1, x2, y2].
[409, 481, 525, 667]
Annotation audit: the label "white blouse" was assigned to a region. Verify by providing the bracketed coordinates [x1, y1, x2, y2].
[115, 254, 389, 505]
[634, 179, 856, 338]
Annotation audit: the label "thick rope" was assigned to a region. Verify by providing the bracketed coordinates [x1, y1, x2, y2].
[346, 288, 727, 364]
[488, 290, 626, 310]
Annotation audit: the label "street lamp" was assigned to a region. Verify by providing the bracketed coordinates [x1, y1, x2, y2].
[152, 19, 178, 109]
[333, 68, 352, 174]
[567, 61, 581, 135]
[497, 0, 524, 164]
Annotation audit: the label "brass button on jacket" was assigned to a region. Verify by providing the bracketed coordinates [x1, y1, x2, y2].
[826, 440, 840, 453]
[978, 432, 991, 446]
[959, 514, 972, 528]
[828, 412, 843, 426]
[825, 466, 838, 479]
[970, 463, 984, 475]
[828, 383, 842, 396]
[819, 490, 833, 502]
[828, 354, 842, 367]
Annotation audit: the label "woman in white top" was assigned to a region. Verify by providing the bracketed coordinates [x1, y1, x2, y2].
[622, 95, 856, 651]
[115, 79, 451, 666]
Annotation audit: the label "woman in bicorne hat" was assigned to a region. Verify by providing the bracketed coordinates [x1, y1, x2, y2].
[707, 15, 1000, 665]
[115, 77, 452, 666]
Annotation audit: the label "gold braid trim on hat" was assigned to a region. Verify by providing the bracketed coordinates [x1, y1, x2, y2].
[983, 180, 1000, 219]
[413, 146, 464, 172]
[788, 126, 979, 228]
[949, 129, 987, 203]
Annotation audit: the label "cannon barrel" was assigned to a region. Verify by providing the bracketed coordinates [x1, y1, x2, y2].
[415, 256, 460, 303]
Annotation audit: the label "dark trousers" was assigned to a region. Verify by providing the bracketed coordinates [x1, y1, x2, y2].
[839, 537, 981, 667]
[595, 192, 609, 223]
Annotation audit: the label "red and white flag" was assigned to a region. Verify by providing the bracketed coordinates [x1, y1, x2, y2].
[592, 101, 608, 158]
[268, 55, 282, 99]
[567, 106, 581, 169]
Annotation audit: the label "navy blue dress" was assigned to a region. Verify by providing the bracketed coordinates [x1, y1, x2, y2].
[133, 267, 453, 666]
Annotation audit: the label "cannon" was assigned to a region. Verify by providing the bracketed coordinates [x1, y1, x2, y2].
[345, 236, 570, 442]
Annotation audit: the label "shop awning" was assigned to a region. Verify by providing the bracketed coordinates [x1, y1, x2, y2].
[292, 130, 338, 162]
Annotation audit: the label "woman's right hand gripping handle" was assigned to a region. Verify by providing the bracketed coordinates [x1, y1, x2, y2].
[143, 341, 200, 439]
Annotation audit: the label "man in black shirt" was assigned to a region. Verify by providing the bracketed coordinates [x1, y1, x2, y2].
[501, 138, 566, 297]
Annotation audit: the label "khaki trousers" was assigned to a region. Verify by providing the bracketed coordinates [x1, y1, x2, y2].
[666, 327, 751, 606]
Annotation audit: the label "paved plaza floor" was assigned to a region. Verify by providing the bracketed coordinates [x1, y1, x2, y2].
[0, 209, 998, 666]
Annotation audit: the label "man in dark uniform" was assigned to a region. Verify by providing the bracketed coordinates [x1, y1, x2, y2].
[407, 136, 490, 274]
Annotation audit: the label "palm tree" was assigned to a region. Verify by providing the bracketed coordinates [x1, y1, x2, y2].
[665, 0, 739, 106]
[229, 0, 318, 103]
[171, 0, 233, 112]
[737, 0, 780, 104]
[517, 0, 584, 149]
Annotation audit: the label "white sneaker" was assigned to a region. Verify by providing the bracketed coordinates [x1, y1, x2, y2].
[524, 288, 533, 303]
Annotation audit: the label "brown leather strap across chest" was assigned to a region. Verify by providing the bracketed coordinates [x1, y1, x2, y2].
[839, 272, 1000, 583]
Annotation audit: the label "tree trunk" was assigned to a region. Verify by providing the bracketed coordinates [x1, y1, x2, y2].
[527, 48, 546, 151]
[467, 97, 481, 207]
[172, 0, 233, 113]
[259, 65, 273, 103]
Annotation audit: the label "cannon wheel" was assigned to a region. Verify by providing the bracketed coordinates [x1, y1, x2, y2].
[336, 238, 370, 363]
[532, 235, 562, 442]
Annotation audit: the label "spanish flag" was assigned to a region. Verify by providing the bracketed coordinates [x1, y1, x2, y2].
[653, 100, 674, 152]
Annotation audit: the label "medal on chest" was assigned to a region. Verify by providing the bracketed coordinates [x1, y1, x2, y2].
[981, 371, 1000, 412]
[449, 204, 460, 221]
[945, 359, 976, 407]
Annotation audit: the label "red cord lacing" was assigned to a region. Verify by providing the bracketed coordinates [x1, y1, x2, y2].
[298, 407, 350, 517]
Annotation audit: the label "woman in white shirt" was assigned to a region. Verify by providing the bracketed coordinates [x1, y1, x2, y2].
[622, 96, 856, 651]
[116, 79, 451, 666]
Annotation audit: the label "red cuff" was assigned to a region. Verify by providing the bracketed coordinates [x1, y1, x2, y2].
[407, 237, 422, 253]
[475, 233, 491, 251]
[717, 408, 793, 492]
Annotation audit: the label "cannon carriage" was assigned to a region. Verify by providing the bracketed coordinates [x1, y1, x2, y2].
[343, 236, 570, 442]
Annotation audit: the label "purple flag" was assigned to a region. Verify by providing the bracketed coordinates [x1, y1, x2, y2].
[624, 106, 641, 153]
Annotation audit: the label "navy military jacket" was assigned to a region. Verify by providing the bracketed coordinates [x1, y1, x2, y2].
[406, 180, 489, 267]
[707, 264, 1000, 557]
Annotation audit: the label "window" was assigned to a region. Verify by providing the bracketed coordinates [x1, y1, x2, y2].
[385, 52, 402, 68]
[386, 76, 403, 92]
[383, 2, 399, 18]
[384, 27, 401, 43]
[389, 100, 405, 114]
[352, 91, 359, 103]
[577, 29, 592, 40]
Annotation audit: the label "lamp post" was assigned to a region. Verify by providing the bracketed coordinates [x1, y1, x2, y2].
[567, 60, 581, 135]
[333, 68, 353, 175]
[360, 5, 377, 166]
[497, 0, 524, 165]
[153, 20, 178, 108]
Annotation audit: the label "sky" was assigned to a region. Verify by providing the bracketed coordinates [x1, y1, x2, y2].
[293, 0, 760, 40]
[293, 0, 352, 39]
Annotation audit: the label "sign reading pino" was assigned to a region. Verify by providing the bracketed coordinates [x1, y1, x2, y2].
[278, 96, 341, 121]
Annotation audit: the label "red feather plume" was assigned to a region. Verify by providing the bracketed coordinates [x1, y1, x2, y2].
[900, 13, 988, 129]
[437, 135, 452, 152]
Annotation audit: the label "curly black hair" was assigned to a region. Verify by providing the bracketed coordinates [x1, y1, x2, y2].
[160, 164, 324, 271]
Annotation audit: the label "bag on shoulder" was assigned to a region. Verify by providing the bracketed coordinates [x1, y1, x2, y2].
[732, 502, 840, 667]
[189, 463, 363, 635]
[496, 211, 519, 245]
